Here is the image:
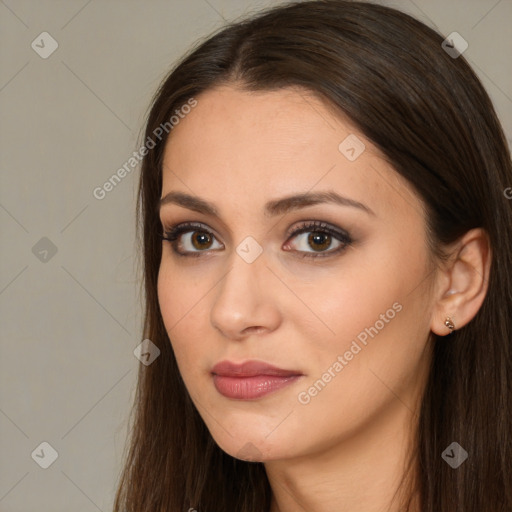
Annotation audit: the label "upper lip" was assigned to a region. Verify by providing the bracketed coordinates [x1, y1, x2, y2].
[211, 360, 303, 377]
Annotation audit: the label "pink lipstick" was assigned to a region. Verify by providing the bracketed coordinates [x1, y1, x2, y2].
[211, 360, 303, 400]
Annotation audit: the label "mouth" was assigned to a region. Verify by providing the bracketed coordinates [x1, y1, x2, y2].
[211, 360, 304, 400]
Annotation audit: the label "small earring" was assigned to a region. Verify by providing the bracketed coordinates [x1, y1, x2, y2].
[444, 317, 455, 333]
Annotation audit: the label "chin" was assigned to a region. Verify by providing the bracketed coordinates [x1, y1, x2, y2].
[203, 414, 300, 462]
[215, 435, 287, 462]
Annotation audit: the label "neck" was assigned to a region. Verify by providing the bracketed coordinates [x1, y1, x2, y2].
[265, 399, 421, 512]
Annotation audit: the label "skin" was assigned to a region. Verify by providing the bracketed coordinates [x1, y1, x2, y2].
[157, 85, 491, 512]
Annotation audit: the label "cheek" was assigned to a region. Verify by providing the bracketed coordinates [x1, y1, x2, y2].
[157, 255, 210, 327]
[299, 234, 432, 386]
[157, 260, 206, 369]
[157, 261, 182, 327]
[299, 251, 416, 357]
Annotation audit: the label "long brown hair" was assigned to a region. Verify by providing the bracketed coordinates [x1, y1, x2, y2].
[114, 1, 512, 510]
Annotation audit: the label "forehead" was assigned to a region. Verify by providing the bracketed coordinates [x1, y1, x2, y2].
[160, 85, 419, 220]
[164, 85, 346, 164]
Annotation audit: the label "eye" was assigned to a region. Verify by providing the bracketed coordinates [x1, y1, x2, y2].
[284, 220, 352, 258]
[161, 220, 352, 259]
[161, 222, 223, 257]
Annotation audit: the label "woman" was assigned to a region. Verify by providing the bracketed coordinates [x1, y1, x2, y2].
[114, 1, 512, 511]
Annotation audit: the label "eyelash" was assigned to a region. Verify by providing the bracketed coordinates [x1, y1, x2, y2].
[160, 220, 353, 259]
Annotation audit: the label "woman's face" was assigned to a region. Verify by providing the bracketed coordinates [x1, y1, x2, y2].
[157, 85, 437, 461]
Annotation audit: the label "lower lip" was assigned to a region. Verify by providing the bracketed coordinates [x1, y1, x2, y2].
[212, 374, 301, 400]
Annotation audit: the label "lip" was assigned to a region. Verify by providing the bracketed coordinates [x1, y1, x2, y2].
[212, 360, 302, 378]
[211, 360, 303, 400]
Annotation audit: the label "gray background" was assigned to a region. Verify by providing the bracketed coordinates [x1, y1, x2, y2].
[0, 0, 511, 510]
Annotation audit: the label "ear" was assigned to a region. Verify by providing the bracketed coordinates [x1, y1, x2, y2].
[430, 228, 492, 336]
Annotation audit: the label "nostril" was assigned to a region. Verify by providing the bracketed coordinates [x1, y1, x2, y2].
[242, 326, 265, 335]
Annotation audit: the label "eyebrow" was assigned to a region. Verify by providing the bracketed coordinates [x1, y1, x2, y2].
[159, 190, 375, 217]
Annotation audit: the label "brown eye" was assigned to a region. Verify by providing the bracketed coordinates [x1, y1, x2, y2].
[162, 220, 352, 259]
[307, 232, 332, 252]
[191, 231, 214, 250]
[161, 222, 223, 256]
[284, 221, 352, 258]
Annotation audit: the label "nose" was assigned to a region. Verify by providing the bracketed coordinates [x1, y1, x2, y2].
[210, 247, 282, 341]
